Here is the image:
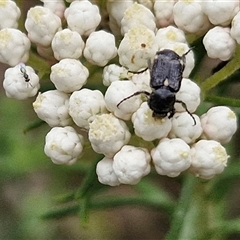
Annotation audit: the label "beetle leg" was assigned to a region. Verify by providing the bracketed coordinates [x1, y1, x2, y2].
[117, 91, 150, 107]
[175, 100, 196, 125]
[128, 67, 149, 75]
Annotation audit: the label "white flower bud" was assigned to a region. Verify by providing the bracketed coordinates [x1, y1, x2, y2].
[189, 140, 229, 179]
[64, 0, 101, 37]
[96, 157, 120, 186]
[88, 113, 131, 158]
[173, 1, 211, 34]
[132, 102, 172, 141]
[155, 26, 187, 50]
[131, 70, 151, 93]
[102, 64, 128, 87]
[83, 30, 117, 67]
[0, 28, 30, 66]
[118, 25, 158, 71]
[175, 78, 201, 113]
[50, 59, 89, 93]
[44, 126, 84, 165]
[154, 0, 175, 27]
[137, 0, 153, 10]
[107, 0, 133, 36]
[104, 80, 142, 121]
[201, 106, 237, 144]
[203, 26, 236, 61]
[0, 0, 20, 29]
[230, 11, 240, 44]
[51, 29, 85, 60]
[202, 0, 239, 26]
[113, 145, 151, 185]
[33, 90, 72, 127]
[40, 0, 66, 19]
[121, 2, 156, 35]
[25, 6, 62, 46]
[169, 112, 203, 144]
[69, 89, 108, 129]
[151, 138, 191, 177]
[3, 63, 40, 100]
[161, 43, 194, 78]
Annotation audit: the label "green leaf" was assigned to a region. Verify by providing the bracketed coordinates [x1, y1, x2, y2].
[23, 119, 46, 134]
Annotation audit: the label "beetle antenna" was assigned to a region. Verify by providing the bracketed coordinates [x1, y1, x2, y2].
[117, 91, 150, 108]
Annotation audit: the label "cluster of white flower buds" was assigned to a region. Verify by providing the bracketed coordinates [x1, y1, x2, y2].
[0, 0, 238, 185]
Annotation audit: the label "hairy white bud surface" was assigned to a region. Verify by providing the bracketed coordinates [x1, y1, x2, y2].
[156, 26, 187, 50]
[83, 30, 117, 66]
[175, 78, 201, 113]
[25, 6, 62, 46]
[51, 29, 85, 60]
[132, 102, 172, 141]
[64, 0, 101, 37]
[201, 106, 237, 144]
[0, 28, 30, 66]
[151, 138, 191, 177]
[169, 112, 202, 144]
[3, 63, 40, 100]
[96, 157, 121, 186]
[44, 126, 84, 165]
[173, 1, 211, 34]
[203, 26, 236, 61]
[105, 80, 142, 121]
[190, 140, 229, 179]
[50, 59, 89, 93]
[118, 25, 158, 71]
[113, 145, 151, 185]
[202, 0, 239, 26]
[102, 64, 128, 86]
[89, 113, 131, 158]
[0, 0, 20, 29]
[154, 0, 175, 27]
[33, 90, 72, 127]
[121, 2, 156, 35]
[69, 89, 108, 129]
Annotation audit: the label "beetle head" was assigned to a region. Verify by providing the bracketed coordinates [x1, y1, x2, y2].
[148, 87, 175, 118]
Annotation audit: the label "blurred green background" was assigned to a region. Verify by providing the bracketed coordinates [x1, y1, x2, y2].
[1, 1, 240, 239]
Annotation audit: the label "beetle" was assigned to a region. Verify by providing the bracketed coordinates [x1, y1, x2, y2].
[19, 63, 32, 87]
[117, 49, 196, 125]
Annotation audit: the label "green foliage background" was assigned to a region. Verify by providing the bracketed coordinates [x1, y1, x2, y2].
[1, 1, 240, 239]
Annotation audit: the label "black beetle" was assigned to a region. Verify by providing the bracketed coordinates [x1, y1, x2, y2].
[117, 49, 196, 125]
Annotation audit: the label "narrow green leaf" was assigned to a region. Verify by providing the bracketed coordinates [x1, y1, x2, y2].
[23, 119, 46, 134]
[41, 204, 79, 220]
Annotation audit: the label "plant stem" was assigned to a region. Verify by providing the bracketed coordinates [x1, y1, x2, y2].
[205, 95, 240, 108]
[201, 45, 240, 94]
[165, 174, 198, 240]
